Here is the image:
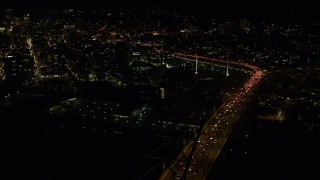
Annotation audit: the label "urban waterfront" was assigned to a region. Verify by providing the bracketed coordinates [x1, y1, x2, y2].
[1, 1, 320, 179]
[216, 69, 320, 180]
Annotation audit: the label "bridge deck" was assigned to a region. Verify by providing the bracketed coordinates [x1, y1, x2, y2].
[159, 54, 263, 180]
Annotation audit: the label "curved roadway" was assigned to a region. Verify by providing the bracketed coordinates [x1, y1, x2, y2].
[159, 53, 264, 180]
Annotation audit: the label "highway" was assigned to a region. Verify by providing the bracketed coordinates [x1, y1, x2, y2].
[26, 37, 42, 81]
[159, 53, 264, 180]
[0, 65, 4, 81]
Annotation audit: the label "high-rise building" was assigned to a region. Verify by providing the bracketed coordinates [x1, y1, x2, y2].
[3, 9, 13, 25]
[114, 41, 129, 77]
[92, 50, 106, 81]
[129, 51, 141, 66]
[3, 9, 13, 35]
[4, 55, 34, 85]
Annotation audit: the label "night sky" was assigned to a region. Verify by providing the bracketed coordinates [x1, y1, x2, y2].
[3, 0, 318, 22]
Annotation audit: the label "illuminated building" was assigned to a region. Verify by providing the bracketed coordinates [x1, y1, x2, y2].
[129, 51, 141, 66]
[3, 9, 13, 26]
[3, 9, 12, 35]
[115, 41, 129, 77]
[4, 55, 34, 85]
[0, 27, 5, 34]
[148, 51, 163, 66]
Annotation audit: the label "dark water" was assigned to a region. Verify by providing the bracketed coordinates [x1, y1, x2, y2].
[215, 116, 320, 180]
[2, 107, 152, 180]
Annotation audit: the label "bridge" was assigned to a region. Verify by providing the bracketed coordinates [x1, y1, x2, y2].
[158, 53, 264, 180]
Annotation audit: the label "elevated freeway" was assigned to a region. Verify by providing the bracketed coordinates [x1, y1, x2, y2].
[159, 53, 264, 180]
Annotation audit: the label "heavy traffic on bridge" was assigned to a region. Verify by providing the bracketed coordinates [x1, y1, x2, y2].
[160, 53, 264, 180]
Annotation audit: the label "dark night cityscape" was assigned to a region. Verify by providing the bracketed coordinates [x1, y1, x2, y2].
[1, 1, 320, 179]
